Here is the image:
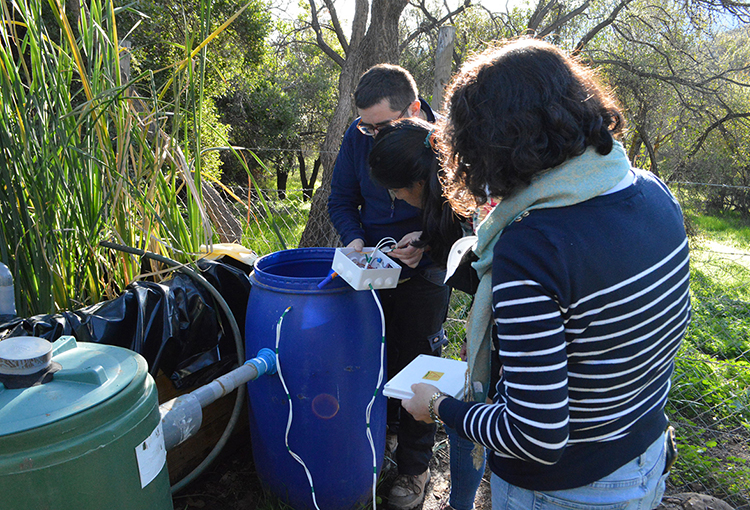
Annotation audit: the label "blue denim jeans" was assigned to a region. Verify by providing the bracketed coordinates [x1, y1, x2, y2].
[447, 425, 485, 510]
[490, 431, 669, 510]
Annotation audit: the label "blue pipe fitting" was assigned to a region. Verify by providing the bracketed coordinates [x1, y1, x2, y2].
[245, 347, 277, 375]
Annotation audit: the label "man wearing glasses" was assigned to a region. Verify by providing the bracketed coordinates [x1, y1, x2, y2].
[328, 64, 448, 510]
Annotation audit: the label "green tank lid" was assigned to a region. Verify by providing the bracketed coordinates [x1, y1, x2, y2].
[0, 336, 140, 436]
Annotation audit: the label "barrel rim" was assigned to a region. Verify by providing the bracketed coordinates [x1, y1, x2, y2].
[250, 248, 352, 293]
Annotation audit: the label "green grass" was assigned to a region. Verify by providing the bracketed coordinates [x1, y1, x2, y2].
[685, 216, 750, 361]
[668, 349, 750, 429]
[668, 433, 750, 507]
[243, 190, 312, 254]
[686, 209, 750, 248]
[686, 270, 750, 360]
[444, 290, 473, 360]
[665, 205, 750, 504]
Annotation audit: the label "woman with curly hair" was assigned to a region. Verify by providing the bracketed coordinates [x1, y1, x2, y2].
[402, 38, 689, 509]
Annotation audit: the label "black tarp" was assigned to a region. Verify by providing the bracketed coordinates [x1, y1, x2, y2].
[0, 257, 252, 389]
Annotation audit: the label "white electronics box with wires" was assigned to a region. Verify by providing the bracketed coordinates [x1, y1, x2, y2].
[332, 247, 402, 291]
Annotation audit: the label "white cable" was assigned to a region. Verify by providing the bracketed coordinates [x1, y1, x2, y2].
[366, 286, 387, 510]
[275, 306, 321, 510]
[274, 288, 387, 510]
[373, 237, 398, 254]
[367, 237, 399, 269]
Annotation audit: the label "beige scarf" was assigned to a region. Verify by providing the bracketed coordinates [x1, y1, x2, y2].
[465, 141, 632, 403]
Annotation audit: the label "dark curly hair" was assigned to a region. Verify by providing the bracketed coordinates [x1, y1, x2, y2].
[438, 38, 625, 216]
[369, 119, 465, 267]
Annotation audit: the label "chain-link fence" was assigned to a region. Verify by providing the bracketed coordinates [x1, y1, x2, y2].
[214, 182, 750, 507]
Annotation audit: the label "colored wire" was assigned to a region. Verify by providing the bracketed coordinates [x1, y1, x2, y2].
[373, 237, 398, 256]
[275, 306, 321, 510]
[273, 294, 387, 510]
[366, 237, 398, 269]
[366, 285, 387, 510]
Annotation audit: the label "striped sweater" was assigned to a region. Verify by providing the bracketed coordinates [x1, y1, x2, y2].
[439, 169, 691, 490]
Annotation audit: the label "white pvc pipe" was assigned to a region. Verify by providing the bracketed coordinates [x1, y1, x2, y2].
[160, 348, 276, 451]
[191, 363, 260, 409]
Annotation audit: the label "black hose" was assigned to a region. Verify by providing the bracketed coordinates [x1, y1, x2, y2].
[99, 240, 246, 494]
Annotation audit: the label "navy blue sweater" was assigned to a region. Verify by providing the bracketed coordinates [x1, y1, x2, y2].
[440, 169, 691, 491]
[327, 99, 437, 278]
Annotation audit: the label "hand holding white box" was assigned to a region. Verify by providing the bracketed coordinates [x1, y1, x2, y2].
[383, 355, 468, 400]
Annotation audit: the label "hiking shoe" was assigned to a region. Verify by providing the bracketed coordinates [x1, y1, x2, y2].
[388, 469, 431, 510]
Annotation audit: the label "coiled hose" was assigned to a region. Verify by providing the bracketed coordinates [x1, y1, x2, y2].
[99, 240, 245, 494]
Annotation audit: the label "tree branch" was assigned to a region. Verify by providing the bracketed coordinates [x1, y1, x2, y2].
[322, 0, 349, 55]
[527, 0, 558, 33]
[349, 0, 369, 50]
[593, 58, 717, 91]
[400, 0, 470, 52]
[690, 111, 750, 157]
[537, 0, 590, 41]
[571, 0, 633, 53]
[308, 0, 345, 67]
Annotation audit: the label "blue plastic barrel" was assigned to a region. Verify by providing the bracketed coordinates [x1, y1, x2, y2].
[245, 248, 386, 510]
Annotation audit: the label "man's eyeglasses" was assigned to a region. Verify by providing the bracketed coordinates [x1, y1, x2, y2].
[357, 103, 412, 137]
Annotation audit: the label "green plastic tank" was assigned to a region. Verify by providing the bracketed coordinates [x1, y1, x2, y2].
[0, 335, 173, 510]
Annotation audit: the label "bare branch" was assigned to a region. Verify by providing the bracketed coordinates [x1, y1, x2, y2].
[400, 0, 470, 52]
[322, 0, 349, 55]
[537, 0, 590, 41]
[527, 0, 558, 32]
[571, 0, 634, 53]
[690, 111, 750, 157]
[641, 131, 658, 176]
[598, 23, 750, 90]
[411, 0, 439, 24]
[308, 0, 345, 67]
[594, 58, 716, 91]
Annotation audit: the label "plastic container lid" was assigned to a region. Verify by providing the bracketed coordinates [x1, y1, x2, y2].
[0, 336, 140, 436]
[0, 336, 53, 375]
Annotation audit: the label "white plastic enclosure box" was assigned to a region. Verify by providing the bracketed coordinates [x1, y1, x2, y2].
[332, 248, 402, 291]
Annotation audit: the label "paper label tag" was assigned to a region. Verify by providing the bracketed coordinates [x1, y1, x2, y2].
[135, 421, 167, 488]
[423, 371, 444, 382]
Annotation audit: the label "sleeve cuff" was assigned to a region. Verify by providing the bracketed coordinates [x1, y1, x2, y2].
[438, 396, 479, 432]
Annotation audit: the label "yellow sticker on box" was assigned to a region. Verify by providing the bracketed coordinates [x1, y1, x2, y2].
[422, 371, 444, 381]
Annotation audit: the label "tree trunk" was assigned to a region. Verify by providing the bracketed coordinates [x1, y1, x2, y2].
[298, 0, 409, 248]
[297, 150, 320, 202]
[276, 170, 288, 200]
[306, 157, 321, 202]
[432, 26, 456, 112]
[298, 151, 308, 189]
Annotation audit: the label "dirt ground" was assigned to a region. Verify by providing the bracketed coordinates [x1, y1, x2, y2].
[171, 428, 740, 510]
[171, 428, 491, 510]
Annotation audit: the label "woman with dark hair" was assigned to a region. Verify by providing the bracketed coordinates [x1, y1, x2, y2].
[369, 118, 485, 510]
[402, 38, 690, 509]
[369, 118, 464, 267]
